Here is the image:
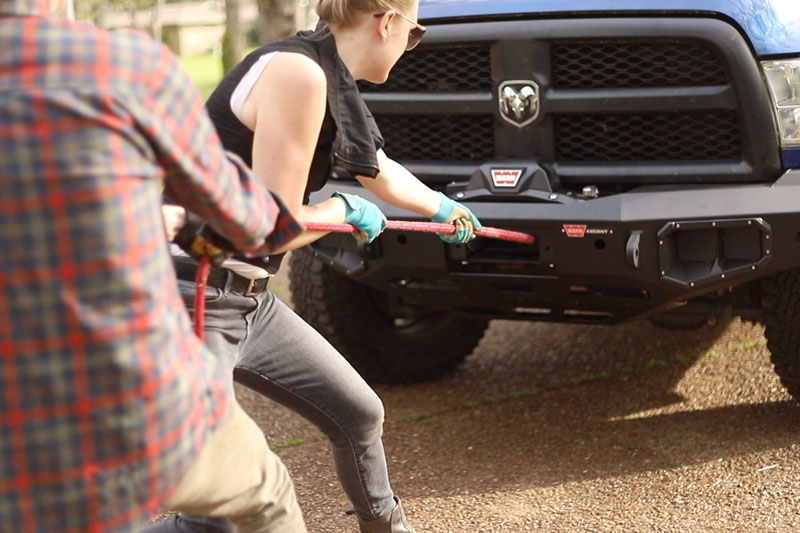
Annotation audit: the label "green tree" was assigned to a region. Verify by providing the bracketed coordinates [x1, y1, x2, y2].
[256, 0, 296, 44]
[222, 0, 245, 73]
[76, 0, 157, 32]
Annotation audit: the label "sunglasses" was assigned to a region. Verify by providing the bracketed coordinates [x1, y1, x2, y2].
[374, 11, 427, 51]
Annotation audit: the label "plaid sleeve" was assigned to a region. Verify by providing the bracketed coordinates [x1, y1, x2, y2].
[132, 38, 302, 254]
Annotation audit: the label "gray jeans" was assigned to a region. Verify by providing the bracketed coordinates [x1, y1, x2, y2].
[144, 277, 396, 532]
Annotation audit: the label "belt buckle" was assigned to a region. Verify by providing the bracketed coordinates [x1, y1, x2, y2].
[244, 278, 257, 296]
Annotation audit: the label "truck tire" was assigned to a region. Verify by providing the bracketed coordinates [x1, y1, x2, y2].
[762, 269, 800, 403]
[288, 251, 489, 384]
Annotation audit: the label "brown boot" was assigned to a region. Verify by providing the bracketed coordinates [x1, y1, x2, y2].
[357, 497, 416, 533]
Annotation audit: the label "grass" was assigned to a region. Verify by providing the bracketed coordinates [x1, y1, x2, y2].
[178, 47, 258, 100]
[178, 52, 223, 100]
[570, 371, 611, 385]
[269, 433, 327, 451]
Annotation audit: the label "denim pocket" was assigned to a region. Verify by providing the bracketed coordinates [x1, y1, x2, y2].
[177, 278, 224, 308]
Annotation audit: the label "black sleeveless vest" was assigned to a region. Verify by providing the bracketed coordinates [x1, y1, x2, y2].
[205, 24, 384, 205]
[204, 24, 384, 273]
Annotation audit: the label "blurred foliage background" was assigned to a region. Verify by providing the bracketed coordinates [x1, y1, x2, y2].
[74, 0, 318, 94]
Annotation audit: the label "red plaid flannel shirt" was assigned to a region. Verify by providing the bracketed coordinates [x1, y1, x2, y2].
[0, 1, 302, 530]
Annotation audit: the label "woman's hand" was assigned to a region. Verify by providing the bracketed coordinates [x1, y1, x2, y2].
[430, 192, 482, 243]
[332, 192, 387, 242]
[162, 204, 187, 241]
[357, 152, 482, 243]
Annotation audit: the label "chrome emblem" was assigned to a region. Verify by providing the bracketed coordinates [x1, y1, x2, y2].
[498, 80, 540, 128]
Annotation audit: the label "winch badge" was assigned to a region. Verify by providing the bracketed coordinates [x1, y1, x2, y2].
[563, 224, 587, 238]
[491, 169, 524, 187]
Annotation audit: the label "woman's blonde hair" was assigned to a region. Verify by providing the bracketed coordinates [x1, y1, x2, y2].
[316, 0, 416, 27]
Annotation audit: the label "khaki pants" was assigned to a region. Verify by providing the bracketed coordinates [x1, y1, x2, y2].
[165, 401, 307, 533]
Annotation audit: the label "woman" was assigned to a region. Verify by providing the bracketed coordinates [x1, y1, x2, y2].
[153, 1, 481, 532]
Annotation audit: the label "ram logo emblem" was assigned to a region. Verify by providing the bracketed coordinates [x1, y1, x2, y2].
[498, 80, 540, 128]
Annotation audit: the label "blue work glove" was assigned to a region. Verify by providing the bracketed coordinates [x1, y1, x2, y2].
[431, 192, 482, 243]
[332, 192, 387, 243]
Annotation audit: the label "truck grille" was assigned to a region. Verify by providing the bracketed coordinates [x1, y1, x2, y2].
[358, 17, 780, 185]
[551, 40, 728, 89]
[359, 44, 491, 93]
[379, 115, 495, 161]
[555, 111, 741, 161]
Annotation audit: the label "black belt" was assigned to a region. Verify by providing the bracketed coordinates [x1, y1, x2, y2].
[173, 257, 269, 296]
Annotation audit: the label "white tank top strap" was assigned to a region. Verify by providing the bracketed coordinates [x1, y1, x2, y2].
[230, 51, 279, 123]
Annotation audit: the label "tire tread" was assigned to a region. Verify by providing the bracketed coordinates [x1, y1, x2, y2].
[289, 251, 488, 384]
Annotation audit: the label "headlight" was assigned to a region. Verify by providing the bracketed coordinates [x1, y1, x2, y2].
[762, 59, 800, 147]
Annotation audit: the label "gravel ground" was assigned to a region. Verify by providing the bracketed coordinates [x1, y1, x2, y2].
[219, 258, 800, 532]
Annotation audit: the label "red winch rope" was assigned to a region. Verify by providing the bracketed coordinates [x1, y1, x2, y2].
[193, 255, 211, 340]
[304, 220, 536, 244]
[192, 221, 534, 338]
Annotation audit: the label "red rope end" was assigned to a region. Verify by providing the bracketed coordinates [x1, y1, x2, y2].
[193, 255, 211, 341]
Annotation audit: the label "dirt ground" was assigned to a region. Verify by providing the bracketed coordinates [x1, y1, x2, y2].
[234, 260, 800, 532]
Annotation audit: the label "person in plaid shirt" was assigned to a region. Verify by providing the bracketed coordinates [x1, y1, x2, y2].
[0, 0, 308, 531]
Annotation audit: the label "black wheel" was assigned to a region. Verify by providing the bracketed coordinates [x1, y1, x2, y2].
[288, 251, 489, 384]
[762, 269, 800, 403]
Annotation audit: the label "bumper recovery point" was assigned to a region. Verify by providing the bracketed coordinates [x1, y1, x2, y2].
[657, 218, 772, 288]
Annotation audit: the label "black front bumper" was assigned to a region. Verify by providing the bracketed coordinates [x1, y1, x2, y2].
[307, 170, 800, 324]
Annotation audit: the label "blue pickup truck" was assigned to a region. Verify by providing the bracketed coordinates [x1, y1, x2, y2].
[290, 0, 800, 396]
